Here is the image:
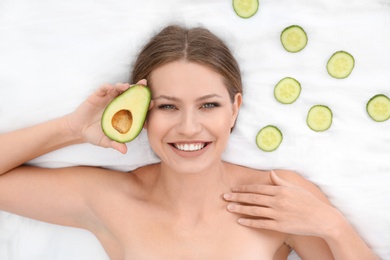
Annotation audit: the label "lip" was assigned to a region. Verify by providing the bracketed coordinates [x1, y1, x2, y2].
[168, 141, 211, 158]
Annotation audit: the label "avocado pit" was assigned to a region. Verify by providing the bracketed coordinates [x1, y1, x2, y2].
[112, 109, 133, 134]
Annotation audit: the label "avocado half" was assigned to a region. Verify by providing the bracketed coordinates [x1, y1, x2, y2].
[101, 84, 151, 143]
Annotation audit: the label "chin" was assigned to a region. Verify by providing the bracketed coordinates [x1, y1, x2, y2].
[162, 158, 220, 175]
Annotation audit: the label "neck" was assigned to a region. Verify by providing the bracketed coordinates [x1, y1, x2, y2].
[155, 161, 231, 215]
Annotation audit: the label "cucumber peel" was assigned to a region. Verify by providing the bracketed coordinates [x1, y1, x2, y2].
[280, 25, 308, 53]
[327, 51, 355, 79]
[274, 77, 301, 104]
[307, 105, 333, 132]
[233, 0, 259, 18]
[256, 125, 283, 152]
[366, 94, 390, 122]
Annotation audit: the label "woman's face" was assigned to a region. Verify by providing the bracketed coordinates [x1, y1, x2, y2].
[145, 60, 242, 174]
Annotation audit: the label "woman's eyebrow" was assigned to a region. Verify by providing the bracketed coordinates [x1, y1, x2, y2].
[153, 95, 181, 101]
[153, 94, 222, 102]
[196, 94, 223, 101]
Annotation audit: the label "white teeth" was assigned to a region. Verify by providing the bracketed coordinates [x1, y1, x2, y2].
[174, 143, 206, 151]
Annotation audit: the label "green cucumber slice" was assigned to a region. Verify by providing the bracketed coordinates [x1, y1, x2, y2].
[280, 25, 308, 53]
[327, 51, 355, 79]
[256, 125, 283, 152]
[307, 105, 333, 132]
[366, 94, 390, 122]
[233, 0, 259, 18]
[274, 77, 301, 104]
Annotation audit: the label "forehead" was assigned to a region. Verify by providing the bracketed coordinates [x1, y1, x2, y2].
[149, 60, 229, 98]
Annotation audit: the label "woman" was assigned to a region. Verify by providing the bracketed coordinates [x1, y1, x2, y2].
[0, 25, 377, 259]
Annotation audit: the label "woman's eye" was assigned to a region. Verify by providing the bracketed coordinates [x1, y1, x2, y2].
[201, 102, 220, 109]
[158, 104, 176, 110]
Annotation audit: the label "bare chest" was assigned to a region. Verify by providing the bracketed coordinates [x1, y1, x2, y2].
[94, 204, 287, 260]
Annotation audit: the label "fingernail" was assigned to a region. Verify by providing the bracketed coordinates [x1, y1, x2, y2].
[223, 193, 231, 200]
[227, 204, 235, 211]
[238, 218, 246, 224]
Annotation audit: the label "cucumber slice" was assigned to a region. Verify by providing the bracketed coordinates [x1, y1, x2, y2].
[307, 105, 333, 132]
[327, 51, 355, 79]
[233, 0, 259, 18]
[366, 94, 390, 122]
[256, 125, 283, 152]
[274, 77, 301, 104]
[280, 25, 308, 53]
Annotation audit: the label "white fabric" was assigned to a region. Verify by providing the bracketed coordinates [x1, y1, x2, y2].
[0, 0, 389, 259]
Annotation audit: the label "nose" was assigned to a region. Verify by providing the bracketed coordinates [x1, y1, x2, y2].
[176, 109, 202, 136]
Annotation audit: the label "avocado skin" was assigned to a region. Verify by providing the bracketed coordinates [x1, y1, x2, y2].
[101, 84, 151, 143]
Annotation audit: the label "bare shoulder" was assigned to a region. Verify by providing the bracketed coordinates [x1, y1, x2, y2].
[224, 162, 269, 185]
[224, 162, 306, 186]
[273, 169, 329, 203]
[273, 169, 312, 186]
[224, 163, 329, 203]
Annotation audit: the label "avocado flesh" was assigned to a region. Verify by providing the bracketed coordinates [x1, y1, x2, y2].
[101, 84, 151, 143]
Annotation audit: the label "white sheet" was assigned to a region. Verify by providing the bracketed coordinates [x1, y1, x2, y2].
[1, 0, 389, 259]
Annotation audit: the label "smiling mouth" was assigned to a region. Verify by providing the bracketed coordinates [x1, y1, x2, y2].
[171, 142, 209, 152]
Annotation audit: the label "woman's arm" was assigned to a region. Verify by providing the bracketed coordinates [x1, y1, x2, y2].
[0, 116, 80, 174]
[224, 170, 379, 260]
[276, 171, 378, 260]
[0, 82, 131, 175]
[0, 82, 134, 228]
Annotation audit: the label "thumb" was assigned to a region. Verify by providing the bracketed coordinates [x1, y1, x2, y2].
[270, 170, 293, 187]
[111, 141, 128, 154]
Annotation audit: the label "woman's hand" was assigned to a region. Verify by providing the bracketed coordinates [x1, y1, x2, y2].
[66, 79, 147, 154]
[224, 171, 379, 259]
[223, 171, 339, 238]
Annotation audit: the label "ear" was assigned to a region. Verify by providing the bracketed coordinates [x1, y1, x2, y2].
[231, 93, 242, 128]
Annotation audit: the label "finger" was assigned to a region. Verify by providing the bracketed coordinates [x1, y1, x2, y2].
[116, 82, 131, 92]
[112, 82, 130, 93]
[98, 135, 128, 154]
[98, 128, 128, 153]
[95, 84, 114, 97]
[231, 184, 278, 196]
[237, 217, 280, 231]
[148, 100, 155, 110]
[227, 203, 274, 218]
[270, 170, 294, 187]
[137, 79, 147, 85]
[223, 192, 273, 207]
[111, 141, 128, 154]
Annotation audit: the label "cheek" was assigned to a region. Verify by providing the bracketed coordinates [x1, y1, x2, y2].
[145, 111, 174, 147]
[207, 111, 234, 137]
[145, 111, 163, 134]
[145, 115, 163, 153]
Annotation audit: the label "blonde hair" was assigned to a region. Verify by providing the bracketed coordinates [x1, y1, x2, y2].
[131, 25, 243, 101]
